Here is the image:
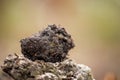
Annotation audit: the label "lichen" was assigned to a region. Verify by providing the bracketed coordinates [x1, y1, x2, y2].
[1, 54, 94, 80]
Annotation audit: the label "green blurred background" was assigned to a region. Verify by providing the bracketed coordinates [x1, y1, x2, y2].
[0, 0, 120, 80]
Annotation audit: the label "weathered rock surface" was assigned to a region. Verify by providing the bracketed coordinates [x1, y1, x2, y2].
[1, 54, 95, 80]
[20, 24, 74, 62]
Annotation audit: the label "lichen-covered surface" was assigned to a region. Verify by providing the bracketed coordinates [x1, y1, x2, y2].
[20, 24, 74, 62]
[1, 54, 95, 80]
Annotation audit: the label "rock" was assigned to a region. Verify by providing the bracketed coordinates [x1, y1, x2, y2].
[20, 24, 75, 62]
[1, 54, 95, 80]
[1, 24, 95, 80]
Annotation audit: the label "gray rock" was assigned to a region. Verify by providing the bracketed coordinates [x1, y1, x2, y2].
[1, 54, 95, 80]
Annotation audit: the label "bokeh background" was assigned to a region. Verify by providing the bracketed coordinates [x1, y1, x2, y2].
[0, 0, 120, 80]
